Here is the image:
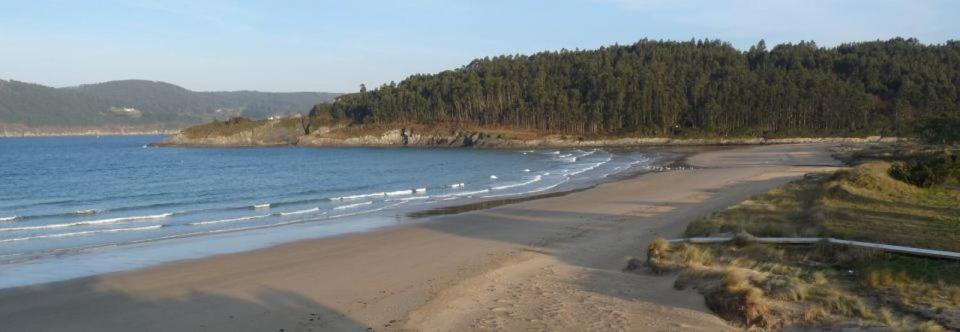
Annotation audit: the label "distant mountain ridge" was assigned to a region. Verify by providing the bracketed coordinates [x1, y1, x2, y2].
[0, 79, 338, 133]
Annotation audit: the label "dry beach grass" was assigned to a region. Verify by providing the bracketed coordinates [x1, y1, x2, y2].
[653, 159, 960, 330]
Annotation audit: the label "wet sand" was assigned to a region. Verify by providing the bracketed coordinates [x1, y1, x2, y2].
[0, 143, 843, 331]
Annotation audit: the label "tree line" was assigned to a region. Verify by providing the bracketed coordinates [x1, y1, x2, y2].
[310, 38, 959, 138]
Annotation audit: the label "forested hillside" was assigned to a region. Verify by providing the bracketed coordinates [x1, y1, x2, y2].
[0, 79, 337, 130]
[315, 38, 959, 138]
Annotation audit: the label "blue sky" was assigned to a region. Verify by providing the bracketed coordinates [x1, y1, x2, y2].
[0, 0, 956, 92]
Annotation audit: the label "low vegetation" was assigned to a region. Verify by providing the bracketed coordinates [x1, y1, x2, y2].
[889, 153, 960, 188]
[646, 239, 960, 330]
[178, 116, 307, 145]
[642, 151, 960, 330]
[686, 160, 960, 251]
[834, 142, 960, 188]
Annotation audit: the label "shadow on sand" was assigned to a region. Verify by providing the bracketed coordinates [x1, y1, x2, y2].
[0, 281, 369, 331]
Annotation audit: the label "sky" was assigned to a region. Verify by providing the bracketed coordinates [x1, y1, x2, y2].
[0, 0, 957, 93]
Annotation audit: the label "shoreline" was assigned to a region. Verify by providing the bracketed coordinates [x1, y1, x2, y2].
[159, 131, 901, 148]
[0, 147, 660, 288]
[0, 143, 846, 331]
[406, 148, 696, 219]
[0, 130, 178, 138]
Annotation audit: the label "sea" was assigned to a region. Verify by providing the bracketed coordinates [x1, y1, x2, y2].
[0, 135, 658, 288]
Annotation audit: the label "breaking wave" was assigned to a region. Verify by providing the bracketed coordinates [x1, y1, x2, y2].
[0, 225, 163, 244]
[332, 192, 386, 200]
[0, 213, 173, 232]
[190, 214, 270, 226]
[491, 175, 542, 191]
[334, 201, 373, 210]
[275, 207, 320, 216]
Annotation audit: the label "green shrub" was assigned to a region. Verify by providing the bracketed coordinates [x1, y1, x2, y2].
[919, 116, 960, 145]
[889, 153, 960, 187]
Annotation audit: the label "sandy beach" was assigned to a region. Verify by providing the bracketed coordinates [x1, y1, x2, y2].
[0, 143, 843, 331]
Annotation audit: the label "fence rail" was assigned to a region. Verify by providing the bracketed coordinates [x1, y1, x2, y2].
[668, 237, 960, 260]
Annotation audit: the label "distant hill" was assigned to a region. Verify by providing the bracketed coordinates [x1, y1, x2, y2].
[0, 79, 338, 133]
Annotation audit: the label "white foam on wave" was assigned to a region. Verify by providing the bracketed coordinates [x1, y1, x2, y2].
[73, 209, 103, 215]
[190, 214, 270, 226]
[386, 190, 413, 197]
[0, 213, 172, 232]
[491, 175, 542, 191]
[0, 225, 163, 244]
[328, 201, 405, 219]
[388, 196, 430, 202]
[0, 216, 17, 222]
[450, 183, 465, 188]
[276, 207, 320, 216]
[523, 169, 531, 172]
[436, 189, 490, 198]
[148, 201, 406, 248]
[482, 177, 568, 199]
[253, 203, 271, 209]
[490, 175, 498, 180]
[333, 192, 386, 200]
[567, 155, 613, 177]
[339, 187, 428, 200]
[334, 201, 373, 210]
[567, 162, 602, 176]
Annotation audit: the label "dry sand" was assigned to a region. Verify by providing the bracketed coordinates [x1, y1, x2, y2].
[0, 143, 843, 331]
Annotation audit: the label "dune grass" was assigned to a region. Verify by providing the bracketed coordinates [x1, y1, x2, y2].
[654, 239, 958, 330]
[651, 160, 960, 330]
[686, 161, 960, 251]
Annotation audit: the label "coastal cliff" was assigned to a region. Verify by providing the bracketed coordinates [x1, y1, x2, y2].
[156, 117, 899, 148]
[299, 128, 900, 148]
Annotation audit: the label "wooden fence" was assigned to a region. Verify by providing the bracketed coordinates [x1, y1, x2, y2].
[667, 237, 960, 260]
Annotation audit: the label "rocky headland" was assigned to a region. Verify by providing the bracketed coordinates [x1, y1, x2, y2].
[155, 117, 900, 148]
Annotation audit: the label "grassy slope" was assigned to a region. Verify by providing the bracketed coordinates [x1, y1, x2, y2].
[648, 161, 960, 330]
[686, 161, 960, 251]
[179, 117, 304, 139]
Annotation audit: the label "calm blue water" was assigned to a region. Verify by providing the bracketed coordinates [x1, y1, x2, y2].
[0, 135, 655, 288]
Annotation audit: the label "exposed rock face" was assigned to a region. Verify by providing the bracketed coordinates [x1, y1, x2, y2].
[158, 123, 901, 148]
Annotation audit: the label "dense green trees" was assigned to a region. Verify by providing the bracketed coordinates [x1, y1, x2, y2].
[919, 116, 960, 145]
[313, 38, 959, 138]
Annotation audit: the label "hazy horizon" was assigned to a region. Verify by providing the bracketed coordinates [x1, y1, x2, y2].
[2, 0, 957, 93]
